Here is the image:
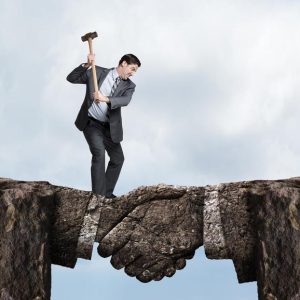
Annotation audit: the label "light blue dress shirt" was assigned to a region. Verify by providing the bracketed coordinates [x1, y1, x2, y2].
[88, 68, 119, 122]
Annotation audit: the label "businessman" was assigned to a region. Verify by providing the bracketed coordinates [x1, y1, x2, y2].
[67, 54, 141, 198]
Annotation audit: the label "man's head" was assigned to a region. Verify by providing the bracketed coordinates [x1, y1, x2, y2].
[117, 54, 141, 80]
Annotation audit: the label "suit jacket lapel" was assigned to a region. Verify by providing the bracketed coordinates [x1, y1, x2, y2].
[112, 79, 127, 96]
[96, 68, 129, 96]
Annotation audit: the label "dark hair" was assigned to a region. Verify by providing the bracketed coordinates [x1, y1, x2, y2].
[119, 54, 141, 67]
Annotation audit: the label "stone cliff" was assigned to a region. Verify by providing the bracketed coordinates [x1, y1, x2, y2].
[0, 177, 299, 300]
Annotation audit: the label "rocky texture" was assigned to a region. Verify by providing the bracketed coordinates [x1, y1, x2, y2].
[204, 182, 258, 283]
[0, 177, 299, 300]
[50, 187, 95, 267]
[0, 179, 101, 300]
[203, 179, 300, 299]
[0, 178, 54, 300]
[252, 180, 300, 300]
[98, 186, 204, 282]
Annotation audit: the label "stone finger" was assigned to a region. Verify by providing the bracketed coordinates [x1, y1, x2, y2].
[125, 255, 160, 277]
[110, 240, 141, 270]
[185, 250, 196, 260]
[175, 258, 186, 270]
[137, 259, 172, 283]
[164, 265, 176, 277]
[97, 217, 135, 257]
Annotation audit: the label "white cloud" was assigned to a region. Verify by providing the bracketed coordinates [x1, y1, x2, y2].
[2, 0, 300, 186]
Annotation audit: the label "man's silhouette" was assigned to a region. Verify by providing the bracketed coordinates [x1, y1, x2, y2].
[67, 54, 141, 197]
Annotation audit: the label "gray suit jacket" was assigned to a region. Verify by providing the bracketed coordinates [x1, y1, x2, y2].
[66, 64, 136, 143]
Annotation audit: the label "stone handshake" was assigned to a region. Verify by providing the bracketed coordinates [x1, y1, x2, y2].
[94, 185, 204, 282]
[1, 178, 299, 299]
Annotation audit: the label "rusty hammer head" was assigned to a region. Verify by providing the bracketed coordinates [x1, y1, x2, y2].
[81, 32, 98, 42]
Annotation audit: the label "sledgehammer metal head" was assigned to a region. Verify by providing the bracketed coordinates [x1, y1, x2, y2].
[81, 31, 98, 42]
[81, 31, 99, 93]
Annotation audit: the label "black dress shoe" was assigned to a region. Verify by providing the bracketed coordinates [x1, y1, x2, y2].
[106, 194, 117, 199]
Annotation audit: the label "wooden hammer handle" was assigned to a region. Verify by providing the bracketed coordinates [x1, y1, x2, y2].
[88, 38, 99, 93]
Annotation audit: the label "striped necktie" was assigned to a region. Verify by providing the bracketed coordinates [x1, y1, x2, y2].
[110, 76, 121, 96]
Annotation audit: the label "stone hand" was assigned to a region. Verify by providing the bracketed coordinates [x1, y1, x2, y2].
[97, 187, 203, 282]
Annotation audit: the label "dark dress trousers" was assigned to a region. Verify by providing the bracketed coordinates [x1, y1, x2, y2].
[66, 64, 136, 196]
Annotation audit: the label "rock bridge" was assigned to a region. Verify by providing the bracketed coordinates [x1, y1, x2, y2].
[0, 177, 299, 300]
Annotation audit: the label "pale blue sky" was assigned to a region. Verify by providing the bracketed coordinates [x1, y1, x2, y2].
[1, 0, 300, 299]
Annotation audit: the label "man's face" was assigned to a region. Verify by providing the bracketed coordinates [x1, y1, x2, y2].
[119, 62, 139, 80]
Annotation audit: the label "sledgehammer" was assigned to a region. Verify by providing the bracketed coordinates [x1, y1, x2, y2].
[81, 31, 99, 94]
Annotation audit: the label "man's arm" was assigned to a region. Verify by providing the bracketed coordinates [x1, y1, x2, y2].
[93, 84, 136, 107]
[66, 54, 94, 84]
[66, 64, 89, 84]
[108, 85, 136, 109]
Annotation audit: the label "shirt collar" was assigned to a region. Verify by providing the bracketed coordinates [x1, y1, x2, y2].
[112, 68, 120, 81]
